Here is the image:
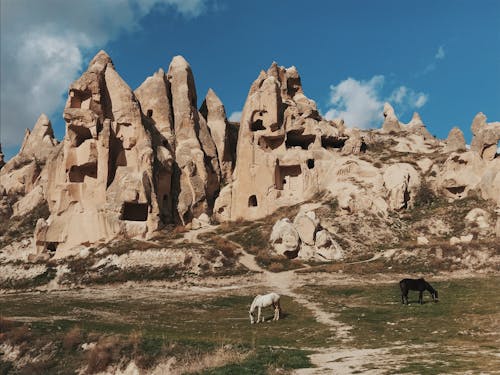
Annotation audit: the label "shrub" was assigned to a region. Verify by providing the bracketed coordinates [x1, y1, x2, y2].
[63, 326, 83, 351]
[86, 336, 120, 374]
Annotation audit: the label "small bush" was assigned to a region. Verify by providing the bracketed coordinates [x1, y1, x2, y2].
[5, 325, 32, 345]
[414, 183, 440, 208]
[86, 336, 120, 374]
[63, 326, 83, 351]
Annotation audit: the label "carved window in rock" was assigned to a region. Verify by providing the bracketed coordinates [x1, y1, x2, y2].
[321, 136, 345, 149]
[147, 109, 153, 118]
[275, 164, 302, 191]
[248, 195, 258, 207]
[251, 119, 265, 131]
[250, 110, 267, 132]
[307, 159, 315, 169]
[258, 135, 284, 150]
[121, 202, 148, 221]
[68, 162, 97, 183]
[70, 90, 92, 110]
[285, 131, 315, 150]
[69, 126, 93, 148]
[446, 186, 466, 198]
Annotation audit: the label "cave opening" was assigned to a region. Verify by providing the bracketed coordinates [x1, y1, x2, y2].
[68, 162, 97, 183]
[251, 119, 266, 131]
[285, 131, 315, 149]
[121, 202, 149, 221]
[248, 195, 258, 207]
[321, 136, 346, 149]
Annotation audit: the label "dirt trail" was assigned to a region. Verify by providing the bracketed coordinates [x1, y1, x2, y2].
[228, 232, 353, 342]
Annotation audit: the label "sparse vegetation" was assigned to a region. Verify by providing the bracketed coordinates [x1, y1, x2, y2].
[0, 201, 50, 248]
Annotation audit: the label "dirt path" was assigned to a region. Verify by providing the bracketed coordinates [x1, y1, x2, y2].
[226, 232, 353, 342]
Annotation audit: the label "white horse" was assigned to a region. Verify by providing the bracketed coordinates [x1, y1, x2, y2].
[249, 292, 281, 324]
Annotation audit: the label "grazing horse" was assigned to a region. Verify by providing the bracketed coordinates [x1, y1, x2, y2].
[249, 293, 281, 324]
[399, 278, 438, 305]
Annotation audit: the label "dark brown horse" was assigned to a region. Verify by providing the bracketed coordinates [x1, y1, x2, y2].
[399, 278, 438, 305]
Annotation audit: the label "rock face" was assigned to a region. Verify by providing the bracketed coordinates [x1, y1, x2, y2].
[200, 89, 235, 184]
[166, 56, 221, 224]
[219, 62, 351, 221]
[383, 163, 421, 210]
[0, 113, 58, 219]
[444, 127, 466, 153]
[28, 52, 228, 255]
[270, 210, 343, 260]
[1, 50, 499, 258]
[35, 51, 160, 256]
[470, 112, 500, 161]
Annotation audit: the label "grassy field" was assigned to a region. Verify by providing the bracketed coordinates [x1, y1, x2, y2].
[299, 276, 500, 374]
[0, 287, 328, 374]
[1, 277, 499, 374]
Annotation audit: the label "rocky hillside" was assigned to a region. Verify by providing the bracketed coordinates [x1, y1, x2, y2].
[0, 50, 499, 288]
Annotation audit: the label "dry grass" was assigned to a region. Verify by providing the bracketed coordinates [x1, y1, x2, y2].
[63, 326, 83, 351]
[175, 346, 250, 374]
[85, 335, 121, 374]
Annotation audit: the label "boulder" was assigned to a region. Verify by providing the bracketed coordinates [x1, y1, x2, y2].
[314, 230, 344, 260]
[417, 236, 429, 245]
[449, 234, 473, 245]
[270, 218, 300, 256]
[191, 213, 211, 230]
[293, 211, 319, 245]
[465, 208, 490, 230]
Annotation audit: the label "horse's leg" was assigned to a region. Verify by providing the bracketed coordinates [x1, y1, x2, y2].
[419, 291, 423, 304]
[276, 301, 281, 321]
[257, 306, 262, 323]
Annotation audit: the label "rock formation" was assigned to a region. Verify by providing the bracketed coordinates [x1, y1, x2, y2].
[404, 112, 435, 141]
[27, 52, 228, 255]
[381, 103, 401, 133]
[383, 163, 421, 210]
[34, 51, 160, 256]
[0, 50, 498, 258]
[270, 210, 343, 261]
[219, 62, 349, 221]
[0, 114, 58, 219]
[470, 112, 500, 161]
[444, 127, 466, 153]
[200, 89, 235, 184]
[166, 56, 221, 224]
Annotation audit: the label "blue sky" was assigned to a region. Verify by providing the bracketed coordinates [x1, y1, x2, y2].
[1, 0, 499, 159]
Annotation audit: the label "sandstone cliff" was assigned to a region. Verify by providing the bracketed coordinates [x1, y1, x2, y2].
[0, 51, 499, 259]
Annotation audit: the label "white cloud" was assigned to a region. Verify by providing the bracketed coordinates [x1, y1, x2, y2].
[0, 0, 208, 148]
[389, 86, 428, 109]
[435, 45, 445, 60]
[414, 93, 428, 108]
[228, 111, 242, 122]
[324, 76, 429, 129]
[324, 76, 385, 129]
[418, 45, 446, 76]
